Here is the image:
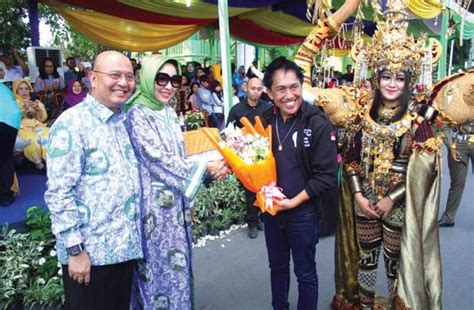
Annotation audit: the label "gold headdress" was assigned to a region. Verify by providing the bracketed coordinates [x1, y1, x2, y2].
[351, 0, 442, 91]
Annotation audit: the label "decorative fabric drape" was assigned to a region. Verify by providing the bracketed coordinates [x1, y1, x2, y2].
[119, 0, 254, 19]
[230, 17, 304, 46]
[43, 0, 474, 50]
[49, 4, 202, 51]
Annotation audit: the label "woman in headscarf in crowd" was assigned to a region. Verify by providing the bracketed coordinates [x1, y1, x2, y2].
[13, 79, 49, 170]
[125, 55, 229, 310]
[0, 83, 21, 206]
[184, 61, 195, 80]
[34, 57, 65, 93]
[63, 79, 87, 110]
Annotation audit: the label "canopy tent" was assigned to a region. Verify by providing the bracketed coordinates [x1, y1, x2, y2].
[42, 0, 474, 52]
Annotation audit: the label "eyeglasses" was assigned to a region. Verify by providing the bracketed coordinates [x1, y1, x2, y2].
[155, 72, 182, 88]
[94, 70, 135, 82]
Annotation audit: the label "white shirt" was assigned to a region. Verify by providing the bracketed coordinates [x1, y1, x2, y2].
[6, 65, 24, 81]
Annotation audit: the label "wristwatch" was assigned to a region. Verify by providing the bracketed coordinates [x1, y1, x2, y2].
[66, 243, 85, 256]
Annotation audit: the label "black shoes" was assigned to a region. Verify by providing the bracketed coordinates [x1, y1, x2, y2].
[248, 225, 258, 239]
[438, 220, 455, 227]
[248, 221, 264, 239]
[0, 194, 15, 207]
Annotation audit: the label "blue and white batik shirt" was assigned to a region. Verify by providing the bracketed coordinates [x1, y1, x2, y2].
[45, 94, 142, 265]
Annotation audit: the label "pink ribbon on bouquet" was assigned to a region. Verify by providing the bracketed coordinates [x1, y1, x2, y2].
[256, 182, 286, 216]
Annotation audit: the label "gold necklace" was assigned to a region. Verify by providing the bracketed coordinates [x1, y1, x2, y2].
[360, 110, 414, 198]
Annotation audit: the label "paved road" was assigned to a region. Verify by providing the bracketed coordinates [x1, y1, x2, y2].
[194, 152, 474, 309]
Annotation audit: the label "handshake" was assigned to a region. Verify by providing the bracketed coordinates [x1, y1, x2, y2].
[207, 159, 231, 180]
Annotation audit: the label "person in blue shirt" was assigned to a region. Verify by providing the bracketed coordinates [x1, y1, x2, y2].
[197, 75, 221, 128]
[0, 83, 21, 206]
[45, 51, 142, 309]
[64, 57, 79, 86]
[233, 65, 248, 101]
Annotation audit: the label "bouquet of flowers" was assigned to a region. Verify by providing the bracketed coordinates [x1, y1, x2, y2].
[184, 109, 205, 130]
[221, 124, 270, 164]
[203, 116, 285, 215]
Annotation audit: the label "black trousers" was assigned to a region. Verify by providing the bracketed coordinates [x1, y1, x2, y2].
[0, 122, 18, 197]
[245, 188, 260, 227]
[62, 260, 135, 310]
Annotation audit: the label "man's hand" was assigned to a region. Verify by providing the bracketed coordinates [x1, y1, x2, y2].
[354, 192, 379, 218]
[373, 196, 394, 219]
[207, 159, 231, 180]
[450, 148, 462, 162]
[68, 251, 91, 285]
[275, 198, 296, 211]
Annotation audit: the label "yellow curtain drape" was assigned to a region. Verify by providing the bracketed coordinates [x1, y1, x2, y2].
[408, 0, 442, 19]
[119, 0, 255, 19]
[244, 9, 314, 37]
[51, 5, 202, 51]
[332, 0, 441, 20]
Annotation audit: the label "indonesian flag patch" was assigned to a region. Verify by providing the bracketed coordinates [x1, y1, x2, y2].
[330, 131, 336, 141]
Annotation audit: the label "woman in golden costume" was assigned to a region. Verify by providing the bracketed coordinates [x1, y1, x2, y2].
[296, 0, 443, 308]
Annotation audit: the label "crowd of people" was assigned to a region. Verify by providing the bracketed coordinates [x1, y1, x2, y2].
[0, 1, 472, 308]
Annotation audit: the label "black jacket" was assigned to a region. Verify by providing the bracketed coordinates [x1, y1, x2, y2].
[227, 98, 273, 128]
[263, 101, 338, 203]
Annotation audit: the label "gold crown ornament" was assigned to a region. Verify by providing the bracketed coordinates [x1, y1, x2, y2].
[350, 0, 442, 92]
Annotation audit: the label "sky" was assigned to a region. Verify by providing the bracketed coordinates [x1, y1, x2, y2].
[39, 20, 53, 46]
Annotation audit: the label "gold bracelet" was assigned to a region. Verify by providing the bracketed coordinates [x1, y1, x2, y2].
[348, 172, 363, 194]
[388, 184, 406, 203]
[326, 15, 341, 35]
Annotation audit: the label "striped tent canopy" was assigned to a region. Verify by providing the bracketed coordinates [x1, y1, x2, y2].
[42, 0, 474, 51]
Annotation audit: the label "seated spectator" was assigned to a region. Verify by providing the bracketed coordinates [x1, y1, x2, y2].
[34, 57, 65, 93]
[0, 46, 29, 80]
[197, 76, 221, 128]
[134, 66, 141, 90]
[184, 61, 196, 80]
[187, 82, 200, 110]
[176, 74, 191, 114]
[130, 58, 139, 72]
[190, 66, 206, 85]
[232, 84, 240, 105]
[210, 80, 224, 130]
[64, 57, 79, 85]
[13, 79, 50, 170]
[63, 79, 87, 110]
[80, 62, 93, 93]
[233, 65, 248, 101]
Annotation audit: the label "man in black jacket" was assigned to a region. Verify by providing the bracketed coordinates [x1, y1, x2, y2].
[227, 77, 273, 239]
[261, 57, 338, 309]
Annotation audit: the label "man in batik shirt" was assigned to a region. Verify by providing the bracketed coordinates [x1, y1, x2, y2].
[45, 51, 141, 309]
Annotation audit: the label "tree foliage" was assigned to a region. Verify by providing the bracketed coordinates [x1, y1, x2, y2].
[39, 4, 108, 60]
[0, 0, 31, 49]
